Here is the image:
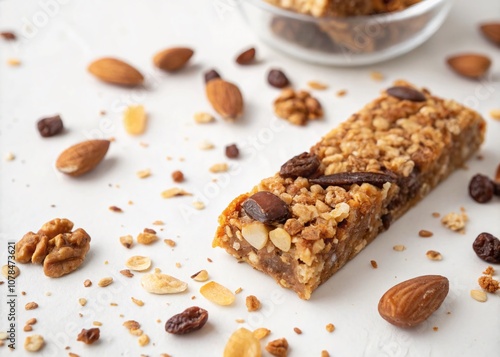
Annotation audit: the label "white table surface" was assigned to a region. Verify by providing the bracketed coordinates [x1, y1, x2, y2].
[1, 0, 499, 356]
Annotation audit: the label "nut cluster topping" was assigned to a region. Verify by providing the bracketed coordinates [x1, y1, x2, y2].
[165, 306, 209, 335]
[273, 88, 323, 125]
[15, 218, 91, 278]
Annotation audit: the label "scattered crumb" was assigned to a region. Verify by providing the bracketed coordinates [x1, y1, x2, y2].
[441, 210, 468, 233]
[336, 89, 347, 97]
[153, 220, 165, 225]
[175, 262, 181, 268]
[478, 275, 499, 293]
[78, 298, 87, 306]
[489, 109, 500, 120]
[93, 321, 102, 326]
[293, 327, 302, 335]
[120, 269, 134, 278]
[26, 318, 37, 326]
[137, 229, 158, 245]
[7, 58, 21, 66]
[470, 289, 487, 302]
[98, 277, 113, 287]
[136, 169, 151, 179]
[131, 297, 145, 306]
[1, 31, 16, 40]
[4, 152, 15, 161]
[138, 334, 150, 347]
[393, 245, 406, 252]
[161, 188, 192, 198]
[483, 266, 495, 276]
[370, 71, 384, 81]
[225, 144, 240, 159]
[432, 212, 440, 218]
[23, 325, 33, 332]
[171, 170, 184, 183]
[265, 338, 288, 357]
[192, 201, 205, 210]
[426, 250, 442, 261]
[194, 112, 215, 124]
[307, 81, 328, 90]
[234, 287, 242, 294]
[370, 260, 378, 269]
[235, 319, 245, 323]
[245, 295, 261, 312]
[209, 163, 228, 173]
[433, 326, 439, 332]
[419, 229, 433, 238]
[325, 323, 335, 333]
[84, 279, 92, 287]
[253, 328, 271, 340]
[207, 257, 213, 263]
[120, 235, 133, 248]
[109, 206, 123, 213]
[25, 302, 38, 310]
[321, 351, 330, 357]
[199, 140, 215, 150]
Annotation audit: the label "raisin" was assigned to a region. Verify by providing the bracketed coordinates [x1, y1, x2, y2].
[386, 86, 426, 102]
[165, 306, 208, 335]
[473, 233, 500, 264]
[242, 191, 290, 224]
[77, 328, 100, 344]
[225, 144, 240, 159]
[280, 152, 320, 179]
[310, 172, 397, 189]
[468, 174, 494, 203]
[267, 69, 290, 88]
[172, 170, 184, 183]
[37, 115, 64, 137]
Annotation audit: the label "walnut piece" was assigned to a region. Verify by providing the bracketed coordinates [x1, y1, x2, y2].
[273, 88, 323, 126]
[266, 338, 289, 357]
[15, 219, 91, 278]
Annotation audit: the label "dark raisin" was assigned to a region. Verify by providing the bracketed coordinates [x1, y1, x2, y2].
[225, 144, 240, 159]
[242, 191, 290, 224]
[468, 174, 494, 203]
[235, 47, 256, 65]
[165, 306, 209, 335]
[267, 69, 290, 88]
[472, 232, 500, 264]
[280, 152, 320, 179]
[309, 172, 397, 189]
[386, 86, 426, 102]
[37, 115, 64, 137]
[1, 31, 16, 40]
[204, 69, 221, 83]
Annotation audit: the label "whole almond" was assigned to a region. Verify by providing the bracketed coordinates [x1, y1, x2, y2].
[446, 54, 491, 79]
[206, 78, 243, 121]
[378, 275, 449, 328]
[56, 140, 110, 177]
[480, 23, 500, 47]
[153, 47, 194, 71]
[235, 47, 256, 65]
[88, 58, 144, 86]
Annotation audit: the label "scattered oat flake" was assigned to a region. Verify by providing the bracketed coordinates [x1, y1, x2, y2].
[253, 328, 271, 340]
[470, 289, 487, 302]
[25, 302, 38, 310]
[194, 112, 215, 124]
[161, 187, 192, 198]
[308, 81, 328, 90]
[136, 169, 151, 178]
[210, 163, 228, 173]
[164, 239, 176, 247]
[109, 205, 123, 212]
[441, 210, 468, 233]
[224, 328, 261, 357]
[98, 277, 113, 287]
[370, 71, 384, 81]
[126, 255, 152, 271]
[7, 58, 21, 66]
[393, 245, 406, 252]
[131, 297, 145, 306]
[192, 201, 205, 210]
[419, 229, 433, 238]
[325, 323, 335, 333]
[200, 281, 235, 306]
[141, 269, 187, 294]
[4, 152, 15, 161]
[124, 104, 147, 135]
[489, 109, 500, 120]
[370, 260, 378, 269]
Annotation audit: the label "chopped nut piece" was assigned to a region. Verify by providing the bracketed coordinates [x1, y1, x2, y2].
[164, 239, 176, 247]
[478, 275, 499, 293]
[84, 279, 92, 287]
[234, 287, 243, 294]
[24, 325, 33, 332]
[325, 323, 335, 333]
[192, 201, 206, 210]
[131, 297, 145, 306]
[79, 298, 87, 306]
[432, 212, 441, 218]
[209, 163, 228, 173]
[153, 220, 165, 225]
[224, 328, 261, 357]
[137, 231, 158, 245]
[1, 31, 16, 40]
[141, 269, 187, 294]
[393, 245, 406, 252]
[24, 335, 44, 352]
[470, 289, 487, 302]
[236, 47, 256, 65]
[120, 269, 134, 278]
[194, 112, 215, 124]
[419, 230, 433, 238]
[1, 264, 20, 278]
[293, 327, 302, 334]
[123, 320, 140, 330]
[25, 302, 38, 310]
[307, 81, 328, 90]
[191, 269, 209, 282]
[336, 89, 347, 97]
[123, 105, 147, 135]
[136, 169, 151, 179]
[77, 328, 100, 344]
[236, 318, 245, 323]
[274, 88, 323, 126]
[266, 338, 288, 357]
[245, 295, 261, 312]
[426, 250, 443, 261]
[441, 210, 468, 233]
[26, 318, 37, 326]
[370, 260, 378, 269]
[253, 327, 270, 340]
[98, 277, 113, 287]
[200, 281, 235, 306]
[126, 256, 152, 271]
[138, 334, 150, 347]
[161, 188, 192, 198]
[172, 170, 185, 183]
[120, 235, 134, 249]
[483, 266, 495, 275]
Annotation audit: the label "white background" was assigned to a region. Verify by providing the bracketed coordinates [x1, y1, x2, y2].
[0, 0, 499, 356]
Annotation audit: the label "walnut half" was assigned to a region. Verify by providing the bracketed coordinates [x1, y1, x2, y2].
[15, 219, 91, 278]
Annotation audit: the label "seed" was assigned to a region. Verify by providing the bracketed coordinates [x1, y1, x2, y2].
[26, 318, 37, 326]
[23, 325, 33, 332]
[386, 86, 426, 102]
[225, 144, 240, 159]
[470, 289, 487, 302]
[235, 47, 256, 65]
[325, 323, 335, 333]
[37, 115, 64, 137]
[370, 260, 378, 269]
[200, 281, 235, 306]
[120, 269, 134, 278]
[24, 335, 44, 352]
[293, 327, 302, 334]
[469, 174, 494, 203]
[242, 191, 290, 224]
[165, 306, 209, 335]
[267, 69, 290, 88]
[109, 205, 123, 212]
[98, 277, 113, 287]
[126, 256, 152, 271]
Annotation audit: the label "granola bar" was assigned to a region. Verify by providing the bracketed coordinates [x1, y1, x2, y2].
[213, 81, 485, 299]
[265, 0, 421, 17]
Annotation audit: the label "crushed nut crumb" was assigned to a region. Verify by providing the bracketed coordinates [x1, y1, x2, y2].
[25, 302, 38, 310]
[161, 188, 192, 198]
[109, 206, 123, 212]
[489, 109, 500, 120]
[136, 169, 151, 179]
[441, 210, 468, 233]
[293, 327, 302, 334]
[98, 277, 113, 287]
[138, 334, 150, 347]
[209, 163, 229, 173]
[483, 266, 495, 276]
[192, 201, 205, 210]
[426, 250, 443, 261]
[120, 235, 134, 248]
[393, 245, 406, 252]
[131, 297, 145, 306]
[419, 229, 433, 238]
[266, 338, 288, 357]
[370, 260, 378, 269]
[253, 327, 271, 340]
[79, 298, 87, 306]
[370, 71, 384, 81]
[245, 295, 261, 312]
[194, 112, 215, 124]
[478, 275, 499, 293]
[325, 323, 335, 333]
[307, 81, 328, 90]
[164, 239, 176, 247]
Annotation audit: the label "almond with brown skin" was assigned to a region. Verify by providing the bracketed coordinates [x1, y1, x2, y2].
[56, 140, 110, 177]
[446, 54, 491, 79]
[88, 58, 144, 86]
[235, 47, 256, 65]
[206, 78, 243, 121]
[480, 23, 500, 47]
[378, 275, 449, 328]
[153, 47, 194, 71]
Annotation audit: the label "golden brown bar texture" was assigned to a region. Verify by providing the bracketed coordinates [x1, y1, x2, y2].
[265, 0, 421, 17]
[213, 81, 486, 299]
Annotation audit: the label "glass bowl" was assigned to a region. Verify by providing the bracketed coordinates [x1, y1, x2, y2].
[238, 0, 452, 66]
